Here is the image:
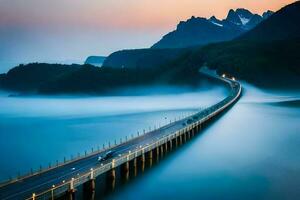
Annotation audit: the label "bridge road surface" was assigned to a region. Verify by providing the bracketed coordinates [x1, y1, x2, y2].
[0, 75, 240, 200]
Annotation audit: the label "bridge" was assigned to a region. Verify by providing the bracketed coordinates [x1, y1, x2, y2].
[0, 72, 242, 200]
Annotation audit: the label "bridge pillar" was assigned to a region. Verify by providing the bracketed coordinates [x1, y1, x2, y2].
[89, 179, 96, 191]
[83, 178, 96, 200]
[108, 168, 116, 180]
[140, 152, 145, 172]
[160, 145, 164, 156]
[141, 153, 145, 163]
[106, 168, 116, 191]
[121, 161, 130, 173]
[66, 190, 75, 200]
[66, 178, 76, 200]
[184, 133, 187, 143]
[175, 137, 178, 147]
[179, 135, 182, 145]
[148, 150, 153, 160]
[188, 131, 191, 140]
[155, 146, 160, 158]
[133, 157, 137, 167]
[165, 142, 168, 152]
[169, 140, 173, 151]
[154, 146, 160, 163]
[192, 129, 195, 137]
[121, 161, 130, 182]
[132, 157, 138, 177]
[147, 150, 153, 167]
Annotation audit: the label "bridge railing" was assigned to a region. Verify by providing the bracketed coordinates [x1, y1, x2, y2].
[0, 107, 199, 188]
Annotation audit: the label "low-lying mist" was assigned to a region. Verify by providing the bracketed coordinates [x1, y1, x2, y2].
[0, 85, 228, 181]
[0, 85, 228, 118]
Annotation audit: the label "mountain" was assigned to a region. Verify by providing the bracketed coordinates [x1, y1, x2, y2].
[85, 56, 106, 66]
[177, 1, 300, 89]
[262, 10, 274, 19]
[238, 1, 300, 41]
[103, 48, 187, 69]
[152, 8, 272, 49]
[104, 8, 273, 71]
[1, 2, 298, 94]
[151, 16, 241, 49]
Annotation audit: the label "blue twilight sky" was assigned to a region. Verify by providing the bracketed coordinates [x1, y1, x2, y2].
[0, 0, 294, 72]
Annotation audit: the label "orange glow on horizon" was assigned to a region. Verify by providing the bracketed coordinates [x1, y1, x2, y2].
[0, 0, 295, 31]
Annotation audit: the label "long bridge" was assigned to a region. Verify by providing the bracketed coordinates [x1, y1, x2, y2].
[0, 72, 242, 200]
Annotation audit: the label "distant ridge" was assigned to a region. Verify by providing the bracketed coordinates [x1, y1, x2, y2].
[152, 8, 273, 49]
[85, 56, 106, 66]
[192, 1, 300, 89]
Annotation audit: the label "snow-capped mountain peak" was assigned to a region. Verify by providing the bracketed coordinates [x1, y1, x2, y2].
[238, 15, 250, 25]
[209, 16, 224, 27]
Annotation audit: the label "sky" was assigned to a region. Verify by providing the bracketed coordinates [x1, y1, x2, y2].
[0, 0, 295, 72]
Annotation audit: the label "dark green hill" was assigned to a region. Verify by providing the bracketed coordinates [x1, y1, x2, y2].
[196, 39, 300, 89]
[103, 48, 186, 69]
[85, 56, 106, 66]
[0, 63, 81, 92]
[0, 57, 211, 95]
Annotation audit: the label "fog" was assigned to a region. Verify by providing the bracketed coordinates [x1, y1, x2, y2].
[1, 82, 299, 200]
[104, 83, 300, 200]
[0, 86, 227, 181]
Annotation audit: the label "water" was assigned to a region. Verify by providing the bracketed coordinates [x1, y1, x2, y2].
[0, 88, 226, 181]
[1, 85, 300, 200]
[102, 84, 300, 200]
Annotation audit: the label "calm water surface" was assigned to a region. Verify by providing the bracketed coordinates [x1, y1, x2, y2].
[1, 85, 300, 200]
[0, 88, 226, 181]
[103, 85, 300, 200]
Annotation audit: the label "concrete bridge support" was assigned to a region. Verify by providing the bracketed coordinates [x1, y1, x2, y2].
[155, 146, 159, 158]
[107, 169, 116, 191]
[141, 153, 145, 172]
[66, 178, 76, 200]
[83, 178, 96, 200]
[147, 150, 153, 160]
[179, 134, 183, 145]
[155, 146, 160, 160]
[131, 158, 138, 177]
[169, 140, 173, 151]
[85, 179, 96, 192]
[160, 145, 164, 157]
[108, 169, 116, 180]
[121, 161, 130, 181]
[147, 150, 153, 167]
[121, 161, 129, 173]
[141, 153, 145, 163]
[66, 190, 75, 200]
[192, 128, 195, 137]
